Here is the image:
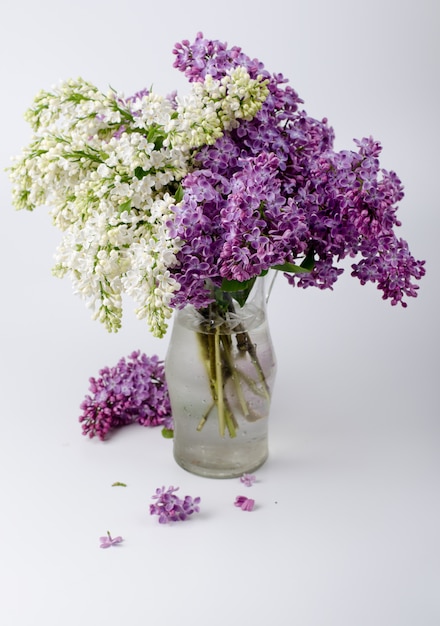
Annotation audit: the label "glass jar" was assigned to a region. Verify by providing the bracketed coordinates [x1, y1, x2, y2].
[165, 277, 277, 478]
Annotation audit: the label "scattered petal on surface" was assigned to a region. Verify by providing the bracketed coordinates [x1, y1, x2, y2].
[234, 495, 255, 511]
[99, 531, 124, 548]
[150, 486, 201, 523]
[240, 473, 256, 487]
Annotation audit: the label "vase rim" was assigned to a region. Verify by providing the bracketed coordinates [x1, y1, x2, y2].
[177, 302, 265, 334]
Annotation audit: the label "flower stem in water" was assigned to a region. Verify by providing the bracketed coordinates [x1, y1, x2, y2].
[214, 328, 226, 436]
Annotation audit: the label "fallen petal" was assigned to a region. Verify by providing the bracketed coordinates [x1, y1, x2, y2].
[234, 495, 255, 511]
[240, 474, 256, 487]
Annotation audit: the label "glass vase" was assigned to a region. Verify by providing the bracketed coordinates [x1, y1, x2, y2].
[165, 276, 277, 478]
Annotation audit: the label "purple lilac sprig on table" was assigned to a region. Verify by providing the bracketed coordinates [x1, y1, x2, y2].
[169, 33, 425, 310]
[79, 351, 172, 441]
[149, 486, 201, 524]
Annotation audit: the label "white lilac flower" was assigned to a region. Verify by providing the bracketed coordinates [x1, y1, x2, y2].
[53, 207, 128, 332]
[166, 67, 268, 149]
[8, 61, 270, 337]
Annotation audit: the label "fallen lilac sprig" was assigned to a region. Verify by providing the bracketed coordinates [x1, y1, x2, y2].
[150, 486, 201, 524]
[79, 351, 173, 440]
[234, 495, 255, 511]
[240, 473, 256, 487]
[99, 531, 124, 548]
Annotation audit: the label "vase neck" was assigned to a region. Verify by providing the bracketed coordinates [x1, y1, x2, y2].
[178, 276, 268, 334]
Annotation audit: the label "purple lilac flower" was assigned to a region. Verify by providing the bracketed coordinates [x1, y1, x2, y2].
[240, 474, 256, 487]
[99, 531, 123, 548]
[79, 351, 172, 440]
[234, 495, 255, 511]
[351, 235, 425, 306]
[149, 486, 201, 524]
[169, 33, 425, 309]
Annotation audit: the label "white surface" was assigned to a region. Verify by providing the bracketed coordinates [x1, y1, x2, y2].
[0, 1, 439, 624]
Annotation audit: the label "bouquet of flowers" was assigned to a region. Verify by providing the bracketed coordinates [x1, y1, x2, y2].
[8, 32, 425, 340]
[8, 34, 425, 450]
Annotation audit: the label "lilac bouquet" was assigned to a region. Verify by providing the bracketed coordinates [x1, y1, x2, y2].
[8, 32, 425, 342]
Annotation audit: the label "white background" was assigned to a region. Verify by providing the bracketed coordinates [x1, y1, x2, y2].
[0, 1, 439, 624]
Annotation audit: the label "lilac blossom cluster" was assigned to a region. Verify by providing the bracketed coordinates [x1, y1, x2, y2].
[79, 351, 172, 440]
[169, 33, 425, 309]
[149, 486, 201, 523]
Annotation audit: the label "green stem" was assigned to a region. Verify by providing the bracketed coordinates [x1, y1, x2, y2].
[222, 396, 238, 438]
[220, 334, 250, 418]
[194, 286, 271, 437]
[214, 328, 226, 437]
[236, 330, 270, 399]
[234, 367, 270, 398]
[196, 401, 215, 431]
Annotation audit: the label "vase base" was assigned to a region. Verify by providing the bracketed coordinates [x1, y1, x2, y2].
[173, 447, 268, 479]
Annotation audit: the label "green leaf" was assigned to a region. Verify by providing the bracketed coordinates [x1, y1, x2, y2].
[300, 248, 316, 271]
[118, 199, 131, 213]
[161, 427, 174, 439]
[174, 184, 184, 204]
[134, 166, 150, 180]
[220, 277, 255, 292]
[272, 250, 316, 274]
[272, 261, 310, 274]
[146, 123, 166, 150]
[220, 277, 256, 308]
